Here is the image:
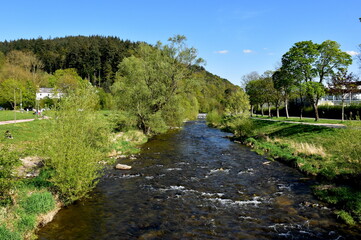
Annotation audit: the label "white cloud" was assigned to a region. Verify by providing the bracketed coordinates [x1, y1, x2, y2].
[346, 51, 360, 56]
[243, 49, 253, 54]
[215, 50, 229, 54]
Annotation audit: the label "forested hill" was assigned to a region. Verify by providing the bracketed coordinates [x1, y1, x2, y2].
[0, 36, 138, 89]
[0, 36, 234, 88]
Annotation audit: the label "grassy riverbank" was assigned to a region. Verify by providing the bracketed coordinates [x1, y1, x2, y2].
[207, 114, 361, 226]
[0, 111, 147, 239]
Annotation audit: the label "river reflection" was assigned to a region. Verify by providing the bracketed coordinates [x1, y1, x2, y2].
[38, 121, 361, 239]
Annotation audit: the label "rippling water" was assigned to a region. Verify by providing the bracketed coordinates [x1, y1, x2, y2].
[37, 121, 361, 239]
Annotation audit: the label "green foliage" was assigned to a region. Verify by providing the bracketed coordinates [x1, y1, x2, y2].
[206, 109, 223, 127]
[224, 88, 250, 115]
[279, 40, 352, 120]
[0, 225, 21, 240]
[0, 36, 139, 88]
[0, 78, 36, 109]
[48, 68, 84, 93]
[112, 37, 203, 135]
[336, 210, 356, 225]
[314, 186, 361, 225]
[43, 84, 111, 204]
[23, 168, 54, 189]
[222, 115, 255, 138]
[0, 145, 19, 205]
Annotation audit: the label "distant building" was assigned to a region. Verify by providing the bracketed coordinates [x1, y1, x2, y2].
[36, 88, 63, 100]
[319, 82, 361, 105]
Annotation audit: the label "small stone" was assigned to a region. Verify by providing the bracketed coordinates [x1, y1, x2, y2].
[115, 164, 132, 170]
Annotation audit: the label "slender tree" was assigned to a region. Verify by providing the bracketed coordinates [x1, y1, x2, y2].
[328, 70, 360, 121]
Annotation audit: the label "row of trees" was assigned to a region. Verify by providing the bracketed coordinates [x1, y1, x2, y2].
[244, 40, 359, 121]
[0, 35, 239, 134]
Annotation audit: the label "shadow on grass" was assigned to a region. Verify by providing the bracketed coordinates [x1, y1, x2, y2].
[265, 123, 334, 138]
[255, 120, 335, 137]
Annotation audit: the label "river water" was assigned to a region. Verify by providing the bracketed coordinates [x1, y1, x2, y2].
[38, 121, 361, 239]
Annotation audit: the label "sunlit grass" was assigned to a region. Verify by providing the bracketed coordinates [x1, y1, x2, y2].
[252, 115, 361, 126]
[239, 119, 361, 225]
[0, 110, 35, 121]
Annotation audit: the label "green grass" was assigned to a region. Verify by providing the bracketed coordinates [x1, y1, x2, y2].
[252, 115, 361, 126]
[226, 118, 361, 225]
[0, 110, 35, 121]
[0, 187, 56, 240]
[0, 225, 21, 240]
[0, 119, 50, 144]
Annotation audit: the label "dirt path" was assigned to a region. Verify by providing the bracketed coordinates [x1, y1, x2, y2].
[252, 117, 346, 128]
[0, 118, 35, 125]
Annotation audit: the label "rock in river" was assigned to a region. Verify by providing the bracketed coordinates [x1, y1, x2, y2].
[115, 164, 132, 170]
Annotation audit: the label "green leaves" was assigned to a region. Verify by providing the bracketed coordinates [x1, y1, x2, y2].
[44, 84, 110, 204]
[112, 37, 204, 135]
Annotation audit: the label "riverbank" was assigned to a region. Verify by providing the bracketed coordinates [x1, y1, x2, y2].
[0, 115, 147, 240]
[208, 115, 361, 226]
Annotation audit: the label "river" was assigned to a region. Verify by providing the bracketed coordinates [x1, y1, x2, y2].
[37, 120, 361, 239]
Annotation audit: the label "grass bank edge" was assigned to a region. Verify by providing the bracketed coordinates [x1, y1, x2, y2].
[207, 114, 361, 226]
[0, 115, 148, 239]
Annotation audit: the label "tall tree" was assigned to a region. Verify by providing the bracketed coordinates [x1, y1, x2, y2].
[112, 36, 204, 134]
[281, 40, 352, 120]
[245, 79, 264, 116]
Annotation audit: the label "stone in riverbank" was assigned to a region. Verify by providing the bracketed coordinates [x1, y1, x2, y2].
[115, 164, 132, 170]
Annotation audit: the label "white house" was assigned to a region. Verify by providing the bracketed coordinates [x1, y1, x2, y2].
[36, 88, 63, 100]
[319, 82, 361, 105]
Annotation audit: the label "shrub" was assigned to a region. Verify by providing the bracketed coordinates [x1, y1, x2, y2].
[0, 145, 19, 205]
[232, 117, 255, 138]
[336, 210, 356, 225]
[43, 84, 111, 204]
[206, 109, 223, 127]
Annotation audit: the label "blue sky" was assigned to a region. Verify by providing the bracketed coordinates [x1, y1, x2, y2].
[1, 0, 360, 85]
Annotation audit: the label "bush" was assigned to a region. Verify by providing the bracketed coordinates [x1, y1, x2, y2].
[0, 145, 19, 205]
[231, 117, 254, 138]
[43, 84, 111, 204]
[206, 109, 223, 127]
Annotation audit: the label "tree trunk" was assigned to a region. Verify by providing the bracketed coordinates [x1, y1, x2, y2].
[268, 103, 271, 117]
[341, 98, 345, 122]
[251, 105, 254, 117]
[276, 106, 280, 118]
[285, 98, 289, 119]
[313, 103, 319, 121]
[261, 104, 264, 116]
